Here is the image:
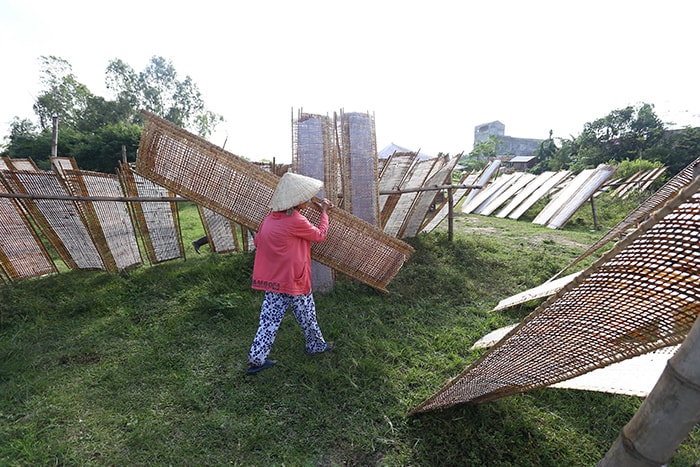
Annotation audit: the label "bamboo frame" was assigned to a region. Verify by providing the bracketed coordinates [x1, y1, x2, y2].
[412, 175, 700, 413]
[135, 110, 413, 293]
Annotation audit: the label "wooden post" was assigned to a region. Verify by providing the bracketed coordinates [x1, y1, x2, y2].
[51, 116, 58, 157]
[448, 187, 454, 241]
[122, 145, 127, 163]
[590, 195, 599, 230]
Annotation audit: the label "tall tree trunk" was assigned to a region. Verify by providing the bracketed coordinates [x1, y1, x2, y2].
[598, 314, 700, 466]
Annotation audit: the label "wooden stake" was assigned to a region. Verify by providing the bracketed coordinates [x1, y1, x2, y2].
[448, 187, 454, 241]
[590, 196, 599, 230]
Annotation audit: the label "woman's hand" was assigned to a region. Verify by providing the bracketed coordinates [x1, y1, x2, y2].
[316, 198, 333, 212]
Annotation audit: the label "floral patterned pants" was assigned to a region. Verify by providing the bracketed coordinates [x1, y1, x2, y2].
[248, 291, 328, 366]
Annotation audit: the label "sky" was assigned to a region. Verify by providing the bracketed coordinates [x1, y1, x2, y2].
[1, 0, 699, 163]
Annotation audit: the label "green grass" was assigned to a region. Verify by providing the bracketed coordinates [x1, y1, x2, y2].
[1, 196, 698, 466]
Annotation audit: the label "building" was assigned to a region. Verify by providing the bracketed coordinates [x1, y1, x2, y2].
[506, 155, 538, 170]
[473, 121, 543, 157]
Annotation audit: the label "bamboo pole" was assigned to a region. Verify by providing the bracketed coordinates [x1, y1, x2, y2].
[51, 116, 58, 158]
[379, 183, 482, 195]
[447, 187, 455, 241]
[0, 192, 187, 203]
[598, 313, 700, 466]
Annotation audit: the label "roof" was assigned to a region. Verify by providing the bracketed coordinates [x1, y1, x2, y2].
[509, 155, 537, 163]
[377, 143, 433, 160]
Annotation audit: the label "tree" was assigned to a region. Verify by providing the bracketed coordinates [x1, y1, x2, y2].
[574, 103, 665, 170]
[105, 56, 223, 137]
[646, 126, 700, 176]
[69, 123, 142, 173]
[531, 130, 562, 173]
[460, 135, 500, 171]
[2, 117, 52, 168]
[33, 56, 94, 131]
[2, 56, 223, 172]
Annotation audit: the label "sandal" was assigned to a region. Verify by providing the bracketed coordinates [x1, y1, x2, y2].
[305, 341, 334, 355]
[246, 358, 277, 375]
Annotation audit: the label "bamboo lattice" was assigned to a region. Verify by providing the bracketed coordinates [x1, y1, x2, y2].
[119, 163, 184, 264]
[383, 157, 438, 237]
[1, 168, 104, 270]
[135, 111, 413, 292]
[0, 173, 57, 280]
[56, 160, 142, 272]
[378, 152, 417, 214]
[198, 206, 239, 253]
[556, 157, 700, 277]
[340, 111, 379, 226]
[402, 154, 459, 238]
[293, 111, 339, 292]
[412, 175, 700, 413]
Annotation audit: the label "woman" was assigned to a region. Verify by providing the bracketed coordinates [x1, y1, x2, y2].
[247, 172, 334, 374]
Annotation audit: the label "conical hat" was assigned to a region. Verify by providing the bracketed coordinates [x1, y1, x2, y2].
[268, 172, 323, 211]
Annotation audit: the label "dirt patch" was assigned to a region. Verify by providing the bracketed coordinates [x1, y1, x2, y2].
[530, 233, 590, 250]
[452, 214, 594, 251]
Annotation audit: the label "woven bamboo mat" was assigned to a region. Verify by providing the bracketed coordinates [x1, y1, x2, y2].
[473, 323, 679, 397]
[55, 160, 142, 272]
[340, 111, 379, 226]
[293, 112, 339, 206]
[1, 168, 104, 270]
[402, 154, 459, 238]
[383, 157, 438, 237]
[412, 176, 700, 413]
[198, 206, 239, 253]
[293, 111, 337, 292]
[0, 173, 57, 280]
[378, 152, 416, 212]
[533, 165, 617, 229]
[119, 163, 184, 263]
[557, 157, 700, 277]
[136, 111, 413, 292]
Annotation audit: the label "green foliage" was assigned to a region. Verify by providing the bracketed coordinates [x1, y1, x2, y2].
[33, 56, 95, 131]
[460, 135, 500, 171]
[613, 157, 665, 180]
[647, 126, 700, 176]
[3, 123, 142, 172]
[3, 119, 53, 168]
[3, 206, 696, 465]
[1, 55, 223, 172]
[527, 103, 699, 179]
[573, 103, 665, 171]
[106, 56, 224, 138]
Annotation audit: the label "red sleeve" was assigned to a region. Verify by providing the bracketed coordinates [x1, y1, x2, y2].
[291, 211, 329, 242]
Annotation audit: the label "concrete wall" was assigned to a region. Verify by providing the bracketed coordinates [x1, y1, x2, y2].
[474, 121, 542, 157]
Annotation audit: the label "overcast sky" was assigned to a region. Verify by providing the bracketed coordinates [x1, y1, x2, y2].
[2, 0, 698, 163]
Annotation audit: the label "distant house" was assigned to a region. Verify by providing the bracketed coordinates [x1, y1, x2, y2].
[505, 155, 538, 170]
[474, 121, 542, 157]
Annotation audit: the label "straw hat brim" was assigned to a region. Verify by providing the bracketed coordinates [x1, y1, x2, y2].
[269, 172, 324, 211]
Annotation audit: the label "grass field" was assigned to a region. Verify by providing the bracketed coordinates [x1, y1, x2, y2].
[1, 197, 698, 466]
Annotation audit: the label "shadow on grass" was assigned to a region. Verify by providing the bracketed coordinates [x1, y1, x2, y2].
[406, 389, 641, 466]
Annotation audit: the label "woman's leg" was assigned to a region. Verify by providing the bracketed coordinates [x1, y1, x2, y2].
[290, 293, 328, 354]
[248, 292, 290, 366]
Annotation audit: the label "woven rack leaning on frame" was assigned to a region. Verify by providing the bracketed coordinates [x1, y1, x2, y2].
[411, 174, 700, 414]
[135, 111, 414, 293]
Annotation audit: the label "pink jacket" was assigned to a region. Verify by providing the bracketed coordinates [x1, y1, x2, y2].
[252, 209, 329, 295]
